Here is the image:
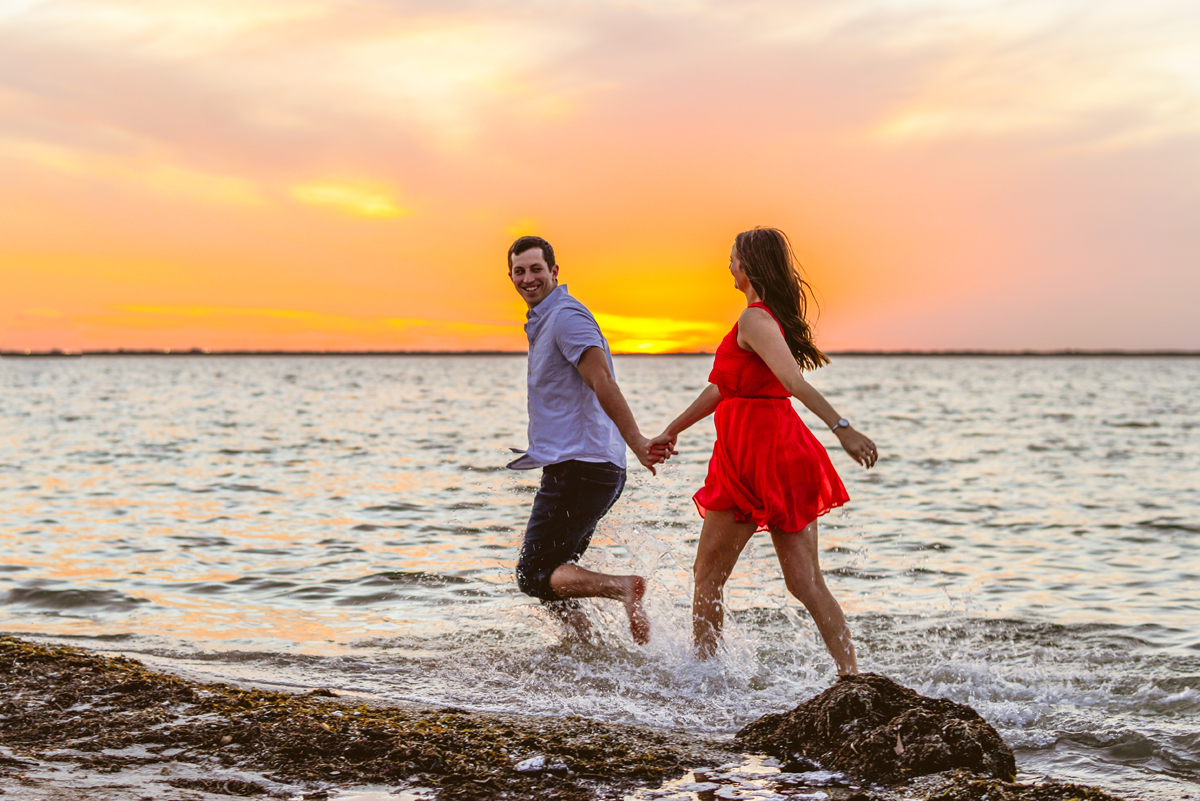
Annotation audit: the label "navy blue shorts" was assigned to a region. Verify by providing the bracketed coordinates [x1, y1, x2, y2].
[516, 460, 626, 601]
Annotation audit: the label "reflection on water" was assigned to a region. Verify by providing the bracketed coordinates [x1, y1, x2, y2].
[1, 355, 1198, 798]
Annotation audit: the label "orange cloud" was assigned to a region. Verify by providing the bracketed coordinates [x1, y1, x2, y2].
[0, 137, 263, 206]
[290, 181, 410, 218]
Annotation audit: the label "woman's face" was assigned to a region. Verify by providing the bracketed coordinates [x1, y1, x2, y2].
[729, 244, 750, 291]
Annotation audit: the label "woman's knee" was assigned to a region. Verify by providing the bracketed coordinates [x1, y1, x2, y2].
[785, 573, 828, 605]
[784, 579, 809, 604]
[692, 559, 729, 592]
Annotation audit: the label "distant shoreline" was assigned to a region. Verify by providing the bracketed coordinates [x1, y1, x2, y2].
[2, 348, 1199, 358]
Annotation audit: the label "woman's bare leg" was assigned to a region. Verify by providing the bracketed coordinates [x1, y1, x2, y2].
[771, 520, 858, 675]
[692, 510, 758, 659]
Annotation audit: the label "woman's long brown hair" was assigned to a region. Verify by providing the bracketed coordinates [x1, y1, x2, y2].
[734, 227, 829, 371]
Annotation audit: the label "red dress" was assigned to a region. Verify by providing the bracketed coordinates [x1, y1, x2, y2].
[693, 303, 849, 532]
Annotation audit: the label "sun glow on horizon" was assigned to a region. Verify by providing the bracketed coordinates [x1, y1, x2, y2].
[594, 312, 726, 354]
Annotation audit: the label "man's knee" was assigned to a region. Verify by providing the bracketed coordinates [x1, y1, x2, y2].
[516, 559, 559, 600]
[515, 564, 539, 597]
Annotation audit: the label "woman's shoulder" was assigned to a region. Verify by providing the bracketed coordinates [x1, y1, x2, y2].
[729, 305, 771, 353]
[738, 304, 786, 347]
[738, 304, 777, 327]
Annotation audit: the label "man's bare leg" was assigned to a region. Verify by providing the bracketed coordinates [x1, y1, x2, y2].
[543, 599, 596, 642]
[548, 563, 650, 645]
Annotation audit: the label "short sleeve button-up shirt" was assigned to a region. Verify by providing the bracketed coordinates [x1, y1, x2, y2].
[507, 285, 626, 470]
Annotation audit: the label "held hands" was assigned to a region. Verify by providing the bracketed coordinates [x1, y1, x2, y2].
[632, 435, 666, 475]
[649, 431, 678, 461]
[633, 432, 679, 475]
[836, 426, 878, 469]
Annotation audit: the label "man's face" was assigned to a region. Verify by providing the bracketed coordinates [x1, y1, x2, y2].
[509, 247, 560, 308]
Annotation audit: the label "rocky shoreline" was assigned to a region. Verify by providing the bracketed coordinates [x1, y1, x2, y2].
[0, 636, 1134, 800]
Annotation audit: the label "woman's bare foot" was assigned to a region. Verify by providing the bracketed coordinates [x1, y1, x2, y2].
[622, 576, 650, 645]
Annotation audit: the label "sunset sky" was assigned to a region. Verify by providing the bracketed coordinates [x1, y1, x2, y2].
[2, 0, 1197, 353]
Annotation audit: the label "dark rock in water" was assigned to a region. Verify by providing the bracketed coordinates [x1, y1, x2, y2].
[735, 673, 1016, 785]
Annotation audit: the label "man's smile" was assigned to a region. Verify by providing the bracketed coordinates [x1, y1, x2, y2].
[509, 245, 558, 308]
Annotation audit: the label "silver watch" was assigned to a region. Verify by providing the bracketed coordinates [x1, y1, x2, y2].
[831, 418, 850, 432]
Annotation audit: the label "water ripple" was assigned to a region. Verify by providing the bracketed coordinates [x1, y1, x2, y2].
[1, 354, 1197, 797]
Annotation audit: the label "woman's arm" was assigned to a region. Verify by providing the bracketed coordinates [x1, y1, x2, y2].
[738, 307, 878, 468]
[649, 383, 722, 455]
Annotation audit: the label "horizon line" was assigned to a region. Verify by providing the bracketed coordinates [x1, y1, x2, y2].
[3, 348, 1199, 358]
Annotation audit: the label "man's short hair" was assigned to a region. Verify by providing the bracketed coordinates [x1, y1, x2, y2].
[508, 235, 555, 269]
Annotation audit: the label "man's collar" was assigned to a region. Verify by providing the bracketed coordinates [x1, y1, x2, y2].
[526, 284, 569, 320]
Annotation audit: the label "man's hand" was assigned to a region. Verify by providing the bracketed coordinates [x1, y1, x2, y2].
[631, 435, 663, 475]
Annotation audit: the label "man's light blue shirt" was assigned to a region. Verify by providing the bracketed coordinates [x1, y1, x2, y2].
[508, 285, 627, 470]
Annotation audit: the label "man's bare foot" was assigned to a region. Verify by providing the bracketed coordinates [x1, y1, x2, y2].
[621, 576, 650, 645]
[545, 564, 649, 644]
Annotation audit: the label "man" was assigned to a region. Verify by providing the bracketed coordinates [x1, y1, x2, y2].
[507, 235, 663, 645]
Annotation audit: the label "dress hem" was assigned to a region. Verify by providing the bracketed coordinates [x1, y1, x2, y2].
[692, 494, 848, 534]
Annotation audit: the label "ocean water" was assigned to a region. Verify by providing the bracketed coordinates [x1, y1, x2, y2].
[1, 354, 1198, 799]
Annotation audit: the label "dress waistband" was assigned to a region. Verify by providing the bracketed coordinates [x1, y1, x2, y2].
[721, 395, 790, 401]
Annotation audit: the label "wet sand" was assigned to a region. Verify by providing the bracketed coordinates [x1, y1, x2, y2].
[0, 636, 1131, 800]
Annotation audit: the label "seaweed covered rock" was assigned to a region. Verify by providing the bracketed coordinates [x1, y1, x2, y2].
[918, 770, 1129, 801]
[735, 673, 1015, 785]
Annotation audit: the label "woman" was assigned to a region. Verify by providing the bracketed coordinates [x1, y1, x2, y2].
[651, 228, 876, 674]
